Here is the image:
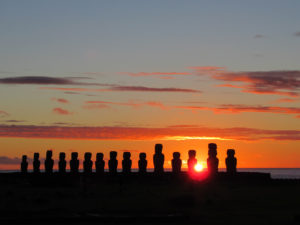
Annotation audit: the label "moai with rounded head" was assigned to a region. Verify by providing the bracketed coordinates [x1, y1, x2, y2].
[70, 152, 79, 174]
[83, 152, 93, 174]
[207, 143, 219, 175]
[153, 144, 164, 174]
[172, 152, 182, 174]
[226, 149, 237, 174]
[21, 155, 28, 174]
[122, 152, 132, 174]
[108, 151, 118, 174]
[44, 150, 54, 174]
[95, 153, 105, 175]
[188, 150, 197, 173]
[58, 152, 66, 173]
[138, 152, 147, 174]
[33, 153, 40, 173]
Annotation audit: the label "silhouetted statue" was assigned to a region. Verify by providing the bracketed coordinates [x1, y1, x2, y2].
[122, 152, 132, 174]
[44, 150, 54, 174]
[70, 152, 79, 174]
[138, 152, 147, 174]
[153, 144, 164, 174]
[21, 155, 28, 173]
[83, 152, 93, 174]
[58, 152, 66, 173]
[33, 153, 40, 173]
[171, 152, 182, 174]
[108, 151, 118, 174]
[188, 150, 197, 173]
[226, 149, 237, 174]
[207, 143, 219, 175]
[95, 153, 105, 175]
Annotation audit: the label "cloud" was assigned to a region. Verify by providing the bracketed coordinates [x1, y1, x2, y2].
[0, 110, 9, 117]
[52, 108, 73, 115]
[51, 98, 69, 104]
[275, 98, 300, 103]
[176, 104, 300, 118]
[121, 72, 193, 79]
[253, 34, 264, 38]
[191, 67, 300, 97]
[0, 156, 31, 165]
[41, 85, 201, 93]
[0, 124, 299, 141]
[84, 101, 168, 110]
[3, 120, 26, 123]
[294, 31, 300, 37]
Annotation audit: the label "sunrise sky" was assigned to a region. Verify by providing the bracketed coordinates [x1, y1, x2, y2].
[0, 0, 300, 170]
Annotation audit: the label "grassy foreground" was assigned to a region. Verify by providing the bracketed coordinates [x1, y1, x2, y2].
[0, 173, 300, 224]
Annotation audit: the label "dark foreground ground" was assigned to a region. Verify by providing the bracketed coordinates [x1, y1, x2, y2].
[1, 172, 300, 225]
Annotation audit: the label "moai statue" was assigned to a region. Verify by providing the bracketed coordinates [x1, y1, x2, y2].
[188, 150, 197, 173]
[122, 152, 132, 174]
[70, 152, 79, 174]
[58, 152, 66, 173]
[138, 152, 147, 174]
[21, 155, 28, 173]
[83, 152, 93, 174]
[33, 153, 40, 173]
[153, 144, 164, 174]
[207, 143, 219, 175]
[226, 149, 237, 174]
[95, 153, 105, 175]
[44, 150, 54, 174]
[171, 152, 182, 174]
[108, 151, 118, 174]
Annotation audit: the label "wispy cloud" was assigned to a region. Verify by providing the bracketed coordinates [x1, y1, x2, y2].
[275, 98, 300, 103]
[3, 120, 26, 123]
[0, 110, 9, 117]
[84, 101, 167, 110]
[51, 98, 69, 104]
[52, 108, 73, 115]
[176, 104, 300, 118]
[293, 31, 300, 37]
[0, 124, 299, 141]
[0, 156, 31, 165]
[121, 71, 193, 79]
[253, 34, 264, 39]
[191, 67, 300, 97]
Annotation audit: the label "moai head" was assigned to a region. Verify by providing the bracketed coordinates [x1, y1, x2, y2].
[123, 152, 131, 160]
[227, 149, 235, 158]
[59, 152, 66, 160]
[139, 152, 146, 160]
[155, 144, 163, 155]
[110, 151, 117, 160]
[96, 153, 104, 161]
[46, 150, 52, 159]
[84, 152, 92, 161]
[34, 153, 39, 160]
[188, 150, 196, 159]
[71, 152, 78, 160]
[22, 155, 27, 162]
[173, 152, 180, 160]
[208, 143, 217, 158]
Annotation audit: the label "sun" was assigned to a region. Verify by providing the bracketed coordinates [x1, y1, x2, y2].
[194, 163, 203, 172]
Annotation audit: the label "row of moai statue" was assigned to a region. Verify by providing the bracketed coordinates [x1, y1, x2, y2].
[21, 143, 237, 175]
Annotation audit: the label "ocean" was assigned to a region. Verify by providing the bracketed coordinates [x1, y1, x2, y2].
[1, 168, 300, 179]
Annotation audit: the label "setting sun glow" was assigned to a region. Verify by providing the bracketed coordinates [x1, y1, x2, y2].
[194, 163, 203, 172]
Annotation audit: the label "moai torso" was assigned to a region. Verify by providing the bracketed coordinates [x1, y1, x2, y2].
[226, 149, 237, 174]
[108, 151, 118, 174]
[138, 153, 147, 174]
[153, 144, 164, 174]
[122, 152, 132, 174]
[44, 150, 54, 174]
[21, 155, 28, 173]
[207, 143, 219, 175]
[83, 152, 93, 174]
[58, 152, 66, 173]
[95, 153, 105, 174]
[172, 152, 182, 174]
[70, 152, 79, 174]
[33, 153, 40, 173]
[188, 150, 197, 173]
